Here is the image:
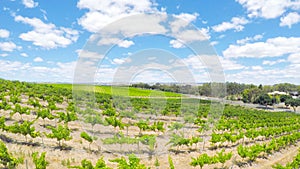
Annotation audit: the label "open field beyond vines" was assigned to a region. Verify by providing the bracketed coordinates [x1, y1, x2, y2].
[1, 79, 300, 169]
[52, 83, 182, 97]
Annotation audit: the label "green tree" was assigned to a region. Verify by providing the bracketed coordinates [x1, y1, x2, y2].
[102, 132, 139, 152]
[28, 98, 42, 108]
[110, 154, 149, 169]
[84, 114, 103, 135]
[11, 104, 30, 120]
[190, 154, 211, 169]
[10, 95, 21, 104]
[47, 124, 72, 148]
[102, 108, 117, 116]
[57, 111, 78, 124]
[80, 132, 93, 150]
[279, 95, 292, 103]
[285, 98, 300, 112]
[274, 83, 298, 92]
[135, 120, 150, 135]
[36, 108, 55, 126]
[168, 155, 175, 169]
[167, 133, 190, 151]
[0, 99, 11, 110]
[32, 152, 49, 169]
[154, 157, 160, 169]
[105, 116, 124, 132]
[69, 157, 112, 169]
[217, 149, 232, 168]
[168, 122, 183, 133]
[242, 88, 261, 103]
[0, 140, 23, 169]
[94, 157, 112, 169]
[255, 93, 272, 107]
[0, 116, 6, 131]
[151, 121, 165, 132]
[8, 120, 40, 142]
[139, 135, 156, 155]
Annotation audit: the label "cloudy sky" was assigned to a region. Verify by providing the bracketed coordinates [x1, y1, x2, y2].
[0, 0, 300, 85]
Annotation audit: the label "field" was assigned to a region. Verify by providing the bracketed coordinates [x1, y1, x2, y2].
[52, 84, 182, 97]
[1, 79, 300, 169]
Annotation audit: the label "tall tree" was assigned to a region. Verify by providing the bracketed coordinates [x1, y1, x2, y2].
[255, 93, 272, 107]
[285, 98, 300, 112]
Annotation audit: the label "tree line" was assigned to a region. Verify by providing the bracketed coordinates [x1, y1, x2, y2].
[132, 82, 300, 110]
[132, 82, 300, 97]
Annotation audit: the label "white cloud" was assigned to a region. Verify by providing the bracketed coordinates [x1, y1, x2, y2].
[262, 59, 286, 65]
[225, 63, 300, 85]
[174, 13, 198, 22]
[288, 53, 300, 64]
[118, 40, 134, 48]
[170, 39, 184, 48]
[0, 53, 8, 57]
[78, 3, 205, 47]
[77, 0, 157, 33]
[236, 34, 263, 44]
[183, 55, 245, 71]
[218, 34, 226, 39]
[236, 0, 300, 19]
[219, 57, 246, 70]
[90, 14, 167, 47]
[0, 29, 10, 38]
[212, 17, 249, 32]
[170, 13, 199, 33]
[174, 28, 210, 43]
[77, 12, 114, 33]
[99, 13, 167, 37]
[95, 67, 118, 83]
[210, 41, 219, 46]
[252, 66, 263, 70]
[180, 55, 242, 71]
[111, 58, 126, 65]
[20, 53, 28, 57]
[77, 0, 154, 12]
[80, 13, 168, 51]
[0, 60, 30, 72]
[33, 57, 43, 62]
[168, 13, 209, 45]
[22, 0, 38, 8]
[223, 37, 300, 58]
[15, 15, 79, 49]
[3, 7, 10, 11]
[0, 60, 77, 82]
[97, 37, 120, 46]
[0, 41, 17, 52]
[76, 50, 104, 59]
[40, 9, 48, 21]
[280, 12, 300, 28]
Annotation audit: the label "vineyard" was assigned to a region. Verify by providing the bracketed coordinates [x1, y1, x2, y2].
[1, 79, 300, 168]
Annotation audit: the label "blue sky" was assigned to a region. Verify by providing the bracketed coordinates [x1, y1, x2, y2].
[0, 0, 300, 85]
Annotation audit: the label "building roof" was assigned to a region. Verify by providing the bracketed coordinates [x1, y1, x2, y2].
[268, 91, 288, 95]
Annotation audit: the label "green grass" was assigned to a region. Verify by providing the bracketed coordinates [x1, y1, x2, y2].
[51, 84, 181, 97]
